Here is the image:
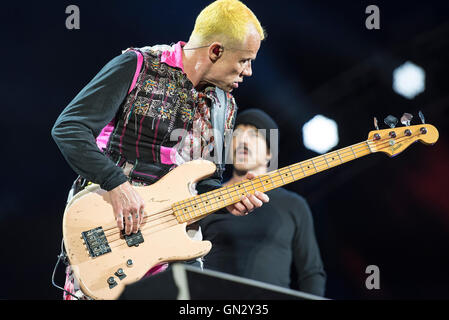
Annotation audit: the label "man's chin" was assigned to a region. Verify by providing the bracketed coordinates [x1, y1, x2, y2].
[233, 163, 256, 173]
[216, 83, 234, 93]
[202, 82, 232, 93]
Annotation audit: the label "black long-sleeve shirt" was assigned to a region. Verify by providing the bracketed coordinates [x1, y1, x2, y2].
[199, 187, 327, 296]
[51, 51, 138, 191]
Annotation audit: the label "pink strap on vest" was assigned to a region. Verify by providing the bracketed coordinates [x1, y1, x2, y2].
[128, 50, 144, 94]
[96, 50, 144, 151]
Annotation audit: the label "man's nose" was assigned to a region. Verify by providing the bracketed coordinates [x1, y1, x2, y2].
[242, 61, 252, 77]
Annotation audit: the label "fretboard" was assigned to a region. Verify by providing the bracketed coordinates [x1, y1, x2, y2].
[173, 140, 373, 223]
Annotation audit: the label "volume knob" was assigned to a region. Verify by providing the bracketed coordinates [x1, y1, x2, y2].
[107, 276, 117, 289]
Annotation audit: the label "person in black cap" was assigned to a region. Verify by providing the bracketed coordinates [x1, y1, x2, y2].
[199, 108, 327, 296]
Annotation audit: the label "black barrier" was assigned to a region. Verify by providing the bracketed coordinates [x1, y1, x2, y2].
[118, 263, 328, 300]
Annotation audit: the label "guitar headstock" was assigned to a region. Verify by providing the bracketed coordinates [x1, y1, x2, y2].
[367, 120, 439, 157]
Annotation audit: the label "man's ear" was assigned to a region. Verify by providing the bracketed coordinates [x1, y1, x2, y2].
[209, 42, 223, 61]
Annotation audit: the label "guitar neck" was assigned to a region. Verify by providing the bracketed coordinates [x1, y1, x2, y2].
[173, 140, 373, 224]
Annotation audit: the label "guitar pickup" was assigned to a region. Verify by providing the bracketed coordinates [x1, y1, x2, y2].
[122, 230, 144, 247]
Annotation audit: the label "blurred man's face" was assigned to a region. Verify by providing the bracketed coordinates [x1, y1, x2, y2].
[232, 124, 270, 172]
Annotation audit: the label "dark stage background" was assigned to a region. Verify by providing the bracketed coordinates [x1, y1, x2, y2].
[1, 0, 449, 300]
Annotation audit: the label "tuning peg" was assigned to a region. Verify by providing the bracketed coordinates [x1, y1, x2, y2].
[400, 113, 413, 126]
[384, 115, 398, 128]
[418, 110, 427, 134]
[373, 117, 379, 130]
[418, 110, 425, 124]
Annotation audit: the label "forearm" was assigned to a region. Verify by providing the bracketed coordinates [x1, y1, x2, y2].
[51, 50, 137, 190]
[52, 119, 128, 190]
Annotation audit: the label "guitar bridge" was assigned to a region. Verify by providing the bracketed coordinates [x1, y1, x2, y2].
[81, 227, 111, 257]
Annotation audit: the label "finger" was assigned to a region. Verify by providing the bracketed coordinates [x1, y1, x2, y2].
[226, 205, 245, 216]
[126, 192, 140, 234]
[130, 191, 145, 230]
[245, 172, 256, 180]
[118, 192, 132, 235]
[254, 191, 270, 203]
[134, 210, 140, 230]
[139, 207, 145, 226]
[234, 201, 248, 214]
[241, 195, 255, 212]
[131, 210, 139, 234]
[115, 210, 124, 231]
[248, 194, 263, 208]
[125, 212, 133, 235]
[139, 202, 145, 226]
[131, 206, 142, 234]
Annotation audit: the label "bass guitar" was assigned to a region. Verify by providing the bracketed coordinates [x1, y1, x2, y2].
[62, 121, 438, 299]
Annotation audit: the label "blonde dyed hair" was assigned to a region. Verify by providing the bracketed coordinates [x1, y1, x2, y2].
[188, 0, 266, 47]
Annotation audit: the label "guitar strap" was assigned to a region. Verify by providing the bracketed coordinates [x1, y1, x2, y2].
[127, 49, 144, 94]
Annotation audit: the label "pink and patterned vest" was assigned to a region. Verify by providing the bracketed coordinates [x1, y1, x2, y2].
[97, 42, 237, 185]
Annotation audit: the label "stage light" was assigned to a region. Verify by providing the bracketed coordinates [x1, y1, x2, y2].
[393, 61, 425, 99]
[302, 115, 339, 154]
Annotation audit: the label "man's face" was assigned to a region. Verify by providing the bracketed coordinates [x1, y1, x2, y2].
[206, 27, 261, 92]
[232, 124, 270, 171]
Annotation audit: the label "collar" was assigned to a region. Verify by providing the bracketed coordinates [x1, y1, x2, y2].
[160, 41, 186, 73]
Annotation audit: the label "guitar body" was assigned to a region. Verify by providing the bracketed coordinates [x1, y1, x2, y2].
[63, 160, 216, 300]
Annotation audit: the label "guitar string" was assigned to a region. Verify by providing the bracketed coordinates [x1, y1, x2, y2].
[109, 219, 179, 249]
[173, 140, 368, 214]
[92, 133, 419, 248]
[131, 134, 414, 227]
[174, 133, 419, 221]
[107, 216, 179, 249]
[117, 134, 414, 234]
[101, 208, 173, 234]
[164, 133, 411, 222]
[103, 211, 175, 239]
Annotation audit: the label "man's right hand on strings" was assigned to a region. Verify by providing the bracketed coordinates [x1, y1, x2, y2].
[109, 181, 145, 235]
